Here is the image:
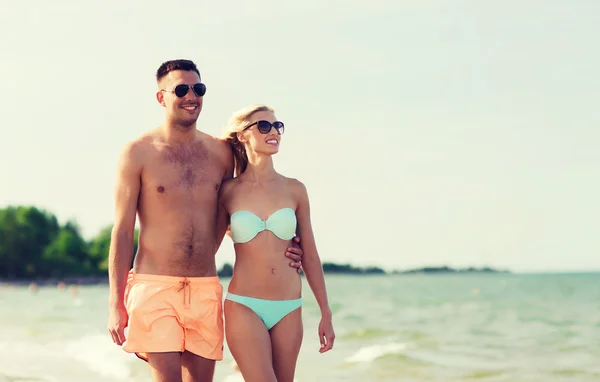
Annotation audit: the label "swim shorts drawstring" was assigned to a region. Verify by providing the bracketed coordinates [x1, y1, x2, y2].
[179, 279, 191, 309]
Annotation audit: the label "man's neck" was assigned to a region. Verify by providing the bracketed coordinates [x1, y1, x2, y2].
[161, 121, 197, 144]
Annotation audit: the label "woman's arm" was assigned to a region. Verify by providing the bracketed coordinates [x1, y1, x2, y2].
[294, 179, 335, 352]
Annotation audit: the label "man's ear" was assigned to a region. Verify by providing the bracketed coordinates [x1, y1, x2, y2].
[156, 91, 166, 107]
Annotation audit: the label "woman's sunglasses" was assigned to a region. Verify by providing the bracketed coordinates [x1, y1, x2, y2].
[243, 120, 285, 135]
[161, 83, 207, 98]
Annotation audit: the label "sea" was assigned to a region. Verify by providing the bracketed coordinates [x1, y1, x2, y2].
[1, 273, 599, 381]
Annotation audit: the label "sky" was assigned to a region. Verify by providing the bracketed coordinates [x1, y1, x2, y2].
[1, 0, 599, 273]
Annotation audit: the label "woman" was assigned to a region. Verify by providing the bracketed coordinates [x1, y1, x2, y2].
[219, 104, 335, 382]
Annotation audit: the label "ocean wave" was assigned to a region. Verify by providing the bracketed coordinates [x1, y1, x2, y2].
[551, 369, 596, 377]
[0, 373, 58, 382]
[460, 369, 505, 379]
[344, 342, 407, 363]
[341, 328, 396, 340]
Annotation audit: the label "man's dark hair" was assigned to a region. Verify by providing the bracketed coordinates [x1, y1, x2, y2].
[156, 59, 200, 82]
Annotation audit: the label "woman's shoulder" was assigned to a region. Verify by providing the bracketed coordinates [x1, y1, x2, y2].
[282, 176, 308, 196]
[219, 176, 241, 200]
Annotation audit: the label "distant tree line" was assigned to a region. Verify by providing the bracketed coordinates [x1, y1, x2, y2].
[320, 262, 386, 274]
[0, 205, 133, 279]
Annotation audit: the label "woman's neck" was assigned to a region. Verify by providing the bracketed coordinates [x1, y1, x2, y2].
[244, 154, 277, 182]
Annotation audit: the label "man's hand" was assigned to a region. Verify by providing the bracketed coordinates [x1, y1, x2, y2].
[108, 303, 129, 346]
[286, 235, 304, 274]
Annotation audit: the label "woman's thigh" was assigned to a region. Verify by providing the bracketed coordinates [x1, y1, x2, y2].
[224, 299, 277, 382]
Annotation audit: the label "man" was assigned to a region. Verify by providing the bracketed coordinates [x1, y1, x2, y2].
[107, 59, 304, 382]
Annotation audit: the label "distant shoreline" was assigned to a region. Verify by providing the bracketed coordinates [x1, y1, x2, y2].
[0, 264, 510, 286]
[320, 263, 510, 276]
[394, 265, 511, 275]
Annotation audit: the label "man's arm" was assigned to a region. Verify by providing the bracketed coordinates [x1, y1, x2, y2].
[214, 181, 233, 249]
[214, 139, 234, 249]
[286, 236, 304, 273]
[107, 141, 142, 345]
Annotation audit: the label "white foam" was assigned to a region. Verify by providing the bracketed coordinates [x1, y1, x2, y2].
[0, 333, 133, 380]
[73, 298, 84, 307]
[345, 342, 407, 363]
[63, 333, 132, 380]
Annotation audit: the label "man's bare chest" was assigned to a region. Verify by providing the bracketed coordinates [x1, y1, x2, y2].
[142, 143, 225, 197]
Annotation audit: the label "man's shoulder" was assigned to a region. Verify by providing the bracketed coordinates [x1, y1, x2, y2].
[207, 134, 232, 154]
[198, 133, 234, 169]
[119, 131, 156, 163]
[128, 133, 153, 147]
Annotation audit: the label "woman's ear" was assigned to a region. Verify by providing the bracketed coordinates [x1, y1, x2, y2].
[236, 131, 247, 143]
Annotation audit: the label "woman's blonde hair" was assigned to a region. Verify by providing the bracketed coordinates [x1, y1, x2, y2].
[223, 104, 275, 177]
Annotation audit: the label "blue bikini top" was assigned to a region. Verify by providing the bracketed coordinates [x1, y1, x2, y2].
[230, 208, 297, 244]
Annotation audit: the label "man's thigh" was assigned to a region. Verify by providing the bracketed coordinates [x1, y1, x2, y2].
[181, 350, 216, 382]
[147, 352, 182, 382]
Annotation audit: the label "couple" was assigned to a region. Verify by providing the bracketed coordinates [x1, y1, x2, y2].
[107, 59, 335, 382]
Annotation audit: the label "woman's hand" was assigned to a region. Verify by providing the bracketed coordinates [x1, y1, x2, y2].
[318, 314, 335, 353]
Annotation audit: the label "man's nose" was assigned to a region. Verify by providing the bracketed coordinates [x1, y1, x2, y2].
[183, 87, 197, 100]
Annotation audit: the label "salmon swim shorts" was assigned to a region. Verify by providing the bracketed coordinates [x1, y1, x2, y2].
[122, 270, 224, 362]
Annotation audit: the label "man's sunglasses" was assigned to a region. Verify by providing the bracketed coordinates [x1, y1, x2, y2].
[161, 83, 207, 98]
[243, 120, 285, 135]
